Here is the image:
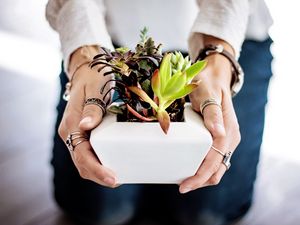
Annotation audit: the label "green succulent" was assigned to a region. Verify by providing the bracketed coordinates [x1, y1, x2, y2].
[128, 52, 206, 134]
[171, 51, 192, 74]
[91, 28, 206, 134]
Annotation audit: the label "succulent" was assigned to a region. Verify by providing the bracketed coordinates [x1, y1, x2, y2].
[129, 53, 206, 133]
[171, 51, 192, 74]
[90, 28, 206, 134]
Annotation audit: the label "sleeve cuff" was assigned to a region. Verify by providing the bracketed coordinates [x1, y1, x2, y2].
[56, 0, 114, 72]
[188, 2, 249, 61]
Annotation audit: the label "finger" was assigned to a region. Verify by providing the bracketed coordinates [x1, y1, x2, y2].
[58, 84, 85, 140]
[201, 163, 227, 188]
[79, 83, 105, 131]
[79, 104, 104, 131]
[202, 102, 226, 138]
[72, 141, 118, 187]
[179, 148, 223, 194]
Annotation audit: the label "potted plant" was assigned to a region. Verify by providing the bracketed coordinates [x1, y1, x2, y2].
[90, 28, 212, 184]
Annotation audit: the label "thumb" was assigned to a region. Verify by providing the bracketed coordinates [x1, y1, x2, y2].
[202, 99, 226, 138]
[79, 103, 104, 131]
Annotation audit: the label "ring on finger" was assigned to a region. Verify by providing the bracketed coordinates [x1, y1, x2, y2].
[211, 145, 233, 170]
[66, 131, 88, 152]
[84, 97, 107, 116]
[211, 145, 225, 156]
[222, 151, 233, 170]
[200, 98, 222, 115]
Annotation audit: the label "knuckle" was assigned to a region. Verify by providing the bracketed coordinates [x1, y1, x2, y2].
[83, 107, 96, 117]
[94, 169, 105, 181]
[232, 122, 241, 144]
[83, 106, 102, 120]
[211, 162, 220, 173]
[209, 175, 221, 185]
[58, 122, 65, 139]
[78, 167, 89, 179]
[194, 173, 202, 182]
[191, 102, 200, 113]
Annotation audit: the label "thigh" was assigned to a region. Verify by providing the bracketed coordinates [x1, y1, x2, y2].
[51, 68, 141, 225]
[166, 38, 273, 225]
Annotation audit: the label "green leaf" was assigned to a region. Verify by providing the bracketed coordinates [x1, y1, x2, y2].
[157, 109, 170, 134]
[115, 47, 130, 54]
[139, 27, 149, 44]
[139, 59, 151, 71]
[163, 99, 176, 110]
[169, 83, 199, 100]
[163, 71, 186, 97]
[151, 69, 161, 98]
[141, 79, 151, 94]
[185, 60, 207, 83]
[159, 53, 172, 91]
[107, 105, 124, 114]
[127, 86, 158, 111]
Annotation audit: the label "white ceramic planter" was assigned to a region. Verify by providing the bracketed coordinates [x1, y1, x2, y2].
[90, 103, 212, 184]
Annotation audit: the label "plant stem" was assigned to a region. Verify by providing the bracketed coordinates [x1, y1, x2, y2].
[126, 104, 155, 122]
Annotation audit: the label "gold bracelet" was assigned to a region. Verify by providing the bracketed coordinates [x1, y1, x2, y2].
[63, 61, 91, 101]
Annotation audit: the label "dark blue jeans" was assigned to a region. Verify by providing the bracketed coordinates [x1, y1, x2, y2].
[51, 38, 273, 225]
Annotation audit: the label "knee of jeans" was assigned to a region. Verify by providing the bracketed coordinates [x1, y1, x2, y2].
[177, 210, 225, 225]
[54, 191, 135, 225]
[94, 202, 135, 225]
[65, 202, 135, 225]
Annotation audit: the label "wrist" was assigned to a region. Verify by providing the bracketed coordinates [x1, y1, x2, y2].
[195, 40, 244, 96]
[202, 35, 235, 56]
[68, 45, 100, 80]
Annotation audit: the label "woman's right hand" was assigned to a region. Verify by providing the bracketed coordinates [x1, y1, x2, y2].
[58, 46, 118, 188]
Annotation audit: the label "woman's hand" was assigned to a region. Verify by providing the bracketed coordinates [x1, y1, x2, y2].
[58, 46, 118, 188]
[179, 39, 241, 193]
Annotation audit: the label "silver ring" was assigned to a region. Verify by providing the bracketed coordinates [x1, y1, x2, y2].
[84, 98, 107, 116]
[211, 146, 232, 170]
[222, 151, 233, 170]
[200, 98, 221, 115]
[66, 131, 88, 152]
[73, 139, 88, 148]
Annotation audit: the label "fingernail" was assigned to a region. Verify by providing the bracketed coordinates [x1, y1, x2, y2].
[103, 177, 115, 186]
[180, 186, 192, 194]
[80, 117, 92, 125]
[214, 123, 226, 135]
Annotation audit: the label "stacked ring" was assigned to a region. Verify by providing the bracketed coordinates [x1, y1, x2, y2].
[66, 131, 88, 152]
[200, 98, 222, 115]
[84, 97, 107, 116]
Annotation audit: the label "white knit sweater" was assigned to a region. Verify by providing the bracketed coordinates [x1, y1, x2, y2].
[46, 0, 273, 71]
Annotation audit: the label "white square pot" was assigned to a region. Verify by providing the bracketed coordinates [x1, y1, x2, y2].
[90, 104, 212, 184]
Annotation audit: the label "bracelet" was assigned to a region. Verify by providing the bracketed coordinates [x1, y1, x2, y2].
[195, 44, 244, 97]
[63, 45, 100, 101]
[63, 61, 91, 101]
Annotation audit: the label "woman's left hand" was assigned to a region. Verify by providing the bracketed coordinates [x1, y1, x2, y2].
[179, 50, 241, 194]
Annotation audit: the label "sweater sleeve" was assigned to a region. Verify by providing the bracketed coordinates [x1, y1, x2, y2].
[188, 0, 250, 60]
[45, 0, 114, 72]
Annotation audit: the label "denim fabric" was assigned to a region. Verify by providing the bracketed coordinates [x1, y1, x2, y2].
[51, 38, 273, 225]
